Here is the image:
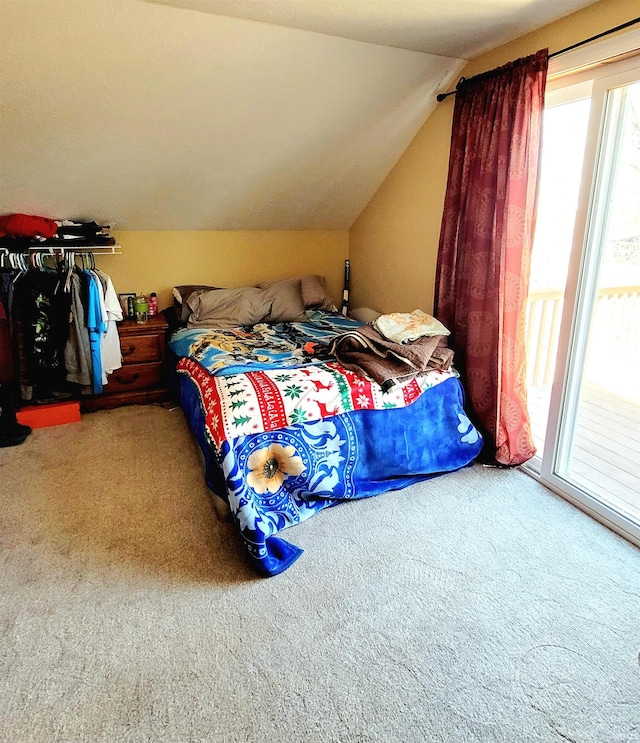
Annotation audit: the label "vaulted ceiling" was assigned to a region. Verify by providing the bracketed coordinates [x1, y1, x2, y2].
[0, 0, 596, 230]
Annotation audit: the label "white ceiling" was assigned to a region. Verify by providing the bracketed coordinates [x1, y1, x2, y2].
[147, 0, 599, 58]
[0, 0, 596, 230]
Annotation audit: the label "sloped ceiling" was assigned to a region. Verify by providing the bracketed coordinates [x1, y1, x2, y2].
[147, 0, 598, 57]
[0, 0, 595, 230]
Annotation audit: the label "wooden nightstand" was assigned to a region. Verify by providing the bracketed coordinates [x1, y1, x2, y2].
[81, 314, 170, 412]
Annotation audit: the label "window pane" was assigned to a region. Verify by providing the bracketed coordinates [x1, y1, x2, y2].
[559, 81, 640, 522]
[526, 97, 591, 457]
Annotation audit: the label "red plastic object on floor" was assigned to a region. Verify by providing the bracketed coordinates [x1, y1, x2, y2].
[16, 401, 81, 429]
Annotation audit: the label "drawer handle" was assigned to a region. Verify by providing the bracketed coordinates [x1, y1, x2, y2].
[121, 345, 136, 357]
[114, 372, 139, 385]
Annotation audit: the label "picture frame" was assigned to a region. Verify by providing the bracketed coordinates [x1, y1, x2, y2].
[118, 292, 136, 320]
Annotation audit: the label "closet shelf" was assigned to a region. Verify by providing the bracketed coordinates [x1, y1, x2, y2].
[27, 244, 122, 255]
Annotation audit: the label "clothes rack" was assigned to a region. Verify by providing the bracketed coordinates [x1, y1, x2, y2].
[27, 244, 122, 255]
[0, 244, 122, 268]
[0, 243, 124, 404]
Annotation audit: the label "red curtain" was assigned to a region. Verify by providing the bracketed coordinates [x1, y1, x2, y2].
[435, 50, 548, 466]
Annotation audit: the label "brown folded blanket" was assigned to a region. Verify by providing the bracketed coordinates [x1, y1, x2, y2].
[327, 325, 453, 391]
[428, 345, 454, 371]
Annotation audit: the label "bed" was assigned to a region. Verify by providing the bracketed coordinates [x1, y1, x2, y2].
[168, 278, 482, 576]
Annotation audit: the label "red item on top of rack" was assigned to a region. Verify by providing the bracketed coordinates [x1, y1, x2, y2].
[0, 214, 58, 240]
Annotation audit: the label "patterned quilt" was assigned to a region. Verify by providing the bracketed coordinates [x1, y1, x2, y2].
[177, 356, 456, 449]
[171, 313, 483, 576]
[169, 310, 363, 376]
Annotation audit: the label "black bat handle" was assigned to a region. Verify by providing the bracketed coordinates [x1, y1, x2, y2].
[341, 259, 350, 316]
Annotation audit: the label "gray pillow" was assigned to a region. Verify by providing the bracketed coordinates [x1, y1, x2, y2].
[187, 287, 271, 328]
[173, 284, 219, 323]
[258, 278, 308, 322]
[301, 275, 332, 309]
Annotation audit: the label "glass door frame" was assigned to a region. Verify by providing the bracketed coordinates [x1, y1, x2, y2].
[523, 55, 640, 548]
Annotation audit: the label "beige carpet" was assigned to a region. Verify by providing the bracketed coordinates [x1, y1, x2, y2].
[1, 404, 639, 743]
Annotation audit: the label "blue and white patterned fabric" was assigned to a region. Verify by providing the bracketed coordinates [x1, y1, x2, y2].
[169, 310, 363, 377]
[178, 358, 483, 575]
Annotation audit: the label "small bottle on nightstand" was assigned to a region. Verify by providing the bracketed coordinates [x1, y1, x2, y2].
[148, 292, 158, 316]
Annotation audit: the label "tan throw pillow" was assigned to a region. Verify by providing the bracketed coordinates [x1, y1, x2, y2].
[173, 284, 219, 323]
[258, 278, 308, 323]
[301, 275, 332, 309]
[187, 287, 271, 328]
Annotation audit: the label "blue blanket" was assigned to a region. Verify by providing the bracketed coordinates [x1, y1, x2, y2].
[178, 370, 482, 575]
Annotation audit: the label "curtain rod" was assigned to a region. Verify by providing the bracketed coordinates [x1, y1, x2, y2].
[436, 15, 640, 102]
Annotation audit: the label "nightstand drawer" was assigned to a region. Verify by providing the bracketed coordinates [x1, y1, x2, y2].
[119, 334, 162, 364]
[106, 362, 162, 392]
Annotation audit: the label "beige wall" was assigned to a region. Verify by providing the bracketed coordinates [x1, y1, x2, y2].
[349, 0, 639, 314]
[94, 230, 348, 310]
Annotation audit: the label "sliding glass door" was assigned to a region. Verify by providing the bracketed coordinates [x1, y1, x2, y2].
[525, 57, 640, 545]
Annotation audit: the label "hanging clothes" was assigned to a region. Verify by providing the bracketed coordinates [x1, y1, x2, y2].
[18, 268, 71, 401]
[0, 286, 13, 384]
[91, 268, 109, 387]
[0, 269, 17, 322]
[0, 267, 19, 384]
[0, 261, 32, 446]
[2, 247, 123, 401]
[64, 270, 93, 388]
[83, 269, 106, 395]
[95, 268, 123, 376]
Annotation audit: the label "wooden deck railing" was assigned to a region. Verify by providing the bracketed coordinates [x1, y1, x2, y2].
[525, 284, 640, 388]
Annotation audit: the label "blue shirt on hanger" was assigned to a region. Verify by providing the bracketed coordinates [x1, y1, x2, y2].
[84, 270, 106, 394]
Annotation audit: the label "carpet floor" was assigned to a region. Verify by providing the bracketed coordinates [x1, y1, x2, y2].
[1, 404, 639, 743]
